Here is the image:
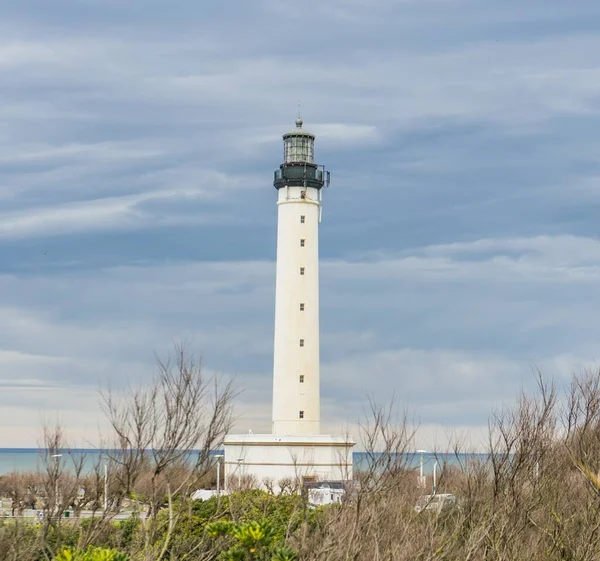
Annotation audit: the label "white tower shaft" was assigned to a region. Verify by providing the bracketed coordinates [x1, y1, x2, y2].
[272, 185, 321, 435]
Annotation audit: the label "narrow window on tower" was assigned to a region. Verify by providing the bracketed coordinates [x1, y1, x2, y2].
[300, 215, 305, 223]
[300, 239, 305, 247]
[299, 410, 304, 419]
[299, 375, 305, 383]
[299, 339, 305, 347]
[300, 303, 305, 311]
[300, 267, 305, 275]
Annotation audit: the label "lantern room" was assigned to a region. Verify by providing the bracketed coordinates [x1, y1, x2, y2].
[283, 117, 315, 164]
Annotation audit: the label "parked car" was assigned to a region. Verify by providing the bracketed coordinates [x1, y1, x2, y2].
[415, 493, 456, 514]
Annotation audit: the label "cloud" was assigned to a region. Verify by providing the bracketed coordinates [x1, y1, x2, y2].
[0, 41, 64, 67]
[1, 232, 600, 446]
[310, 124, 380, 144]
[2, 0, 600, 449]
[0, 186, 232, 239]
[327, 235, 600, 284]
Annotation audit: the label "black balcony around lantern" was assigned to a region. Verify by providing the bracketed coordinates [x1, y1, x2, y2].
[273, 164, 326, 190]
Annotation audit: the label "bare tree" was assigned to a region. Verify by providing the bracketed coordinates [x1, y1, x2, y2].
[100, 342, 235, 561]
[356, 396, 417, 493]
[35, 423, 94, 560]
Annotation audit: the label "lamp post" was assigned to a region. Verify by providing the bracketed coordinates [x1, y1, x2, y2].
[104, 462, 108, 511]
[51, 454, 63, 507]
[416, 449, 427, 489]
[214, 454, 224, 496]
[237, 458, 244, 490]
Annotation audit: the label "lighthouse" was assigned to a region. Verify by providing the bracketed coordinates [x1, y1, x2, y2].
[223, 118, 354, 490]
[272, 116, 328, 436]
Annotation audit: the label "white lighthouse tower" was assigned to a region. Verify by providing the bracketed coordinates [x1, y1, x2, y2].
[272, 115, 325, 436]
[223, 118, 354, 491]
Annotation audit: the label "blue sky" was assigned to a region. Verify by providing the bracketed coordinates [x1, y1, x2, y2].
[1, 0, 600, 448]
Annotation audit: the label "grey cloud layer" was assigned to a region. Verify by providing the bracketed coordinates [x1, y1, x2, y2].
[2, 235, 599, 446]
[1, 0, 600, 446]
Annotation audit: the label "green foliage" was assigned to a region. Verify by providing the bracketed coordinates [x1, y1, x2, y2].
[1, 492, 305, 561]
[75, 517, 119, 551]
[192, 494, 228, 519]
[54, 546, 129, 561]
[228, 490, 314, 538]
[271, 547, 298, 561]
[115, 513, 141, 549]
[45, 520, 81, 552]
[205, 519, 297, 561]
[205, 519, 235, 537]
[231, 520, 277, 549]
[0, 520, 40, 560]
[148, 492, 306, 560]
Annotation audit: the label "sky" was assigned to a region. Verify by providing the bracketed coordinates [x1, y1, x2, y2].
[1, 0, 600, 449]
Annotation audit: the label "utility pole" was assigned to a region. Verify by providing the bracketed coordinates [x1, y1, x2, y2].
[417, 449, 427, 489]
[215, 454, 224, 495]
[104, 462, 108, 510]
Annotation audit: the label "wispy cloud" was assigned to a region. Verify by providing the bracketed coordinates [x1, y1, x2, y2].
[0, 186, 231, 239]
[327, 235, 600, 285]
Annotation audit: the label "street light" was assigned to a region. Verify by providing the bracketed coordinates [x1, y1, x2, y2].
[236, 458, 244, 491]
[214, 455, 224, 496]
[51, 454, 63, 507]
[104, 462, 109, 511]
[416, 450, 427, 489]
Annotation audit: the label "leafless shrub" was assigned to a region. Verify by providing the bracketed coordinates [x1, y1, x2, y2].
[100, 342, 235, 561]
[295, 369, 600, 561]
[226, 473, 259, 492]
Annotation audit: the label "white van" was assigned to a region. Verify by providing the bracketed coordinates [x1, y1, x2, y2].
[415, 493, 456, 514]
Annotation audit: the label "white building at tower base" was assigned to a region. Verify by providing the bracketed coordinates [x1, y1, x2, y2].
[223, 434, 354, 490]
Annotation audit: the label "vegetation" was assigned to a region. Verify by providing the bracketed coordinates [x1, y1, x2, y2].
[54, 547, 129, 561]
[5, 362, 600, 560]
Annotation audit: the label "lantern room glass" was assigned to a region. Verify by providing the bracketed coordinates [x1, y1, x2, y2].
[284, 135, 314, 164]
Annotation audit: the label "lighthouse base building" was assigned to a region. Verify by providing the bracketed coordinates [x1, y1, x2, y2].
[223, 434, 353, 490]
[223, 118, 354, 491]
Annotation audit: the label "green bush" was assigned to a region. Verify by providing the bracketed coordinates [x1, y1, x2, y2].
[271, 547, 297, 561]
[228, 490, 314, 537]
[54, 546, 128, 561]
[114, 513, 141, 550]
[205, 519, 298, 561]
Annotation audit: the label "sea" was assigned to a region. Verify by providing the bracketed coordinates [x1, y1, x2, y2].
[0, 449, 482, 476]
